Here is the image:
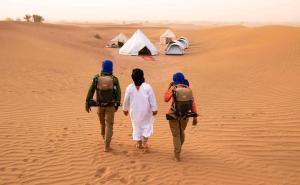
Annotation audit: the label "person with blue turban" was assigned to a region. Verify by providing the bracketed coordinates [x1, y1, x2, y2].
[85, 59, 121, 152]
[165, 72, 198, 161]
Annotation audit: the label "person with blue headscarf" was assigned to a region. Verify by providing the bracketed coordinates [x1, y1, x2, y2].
[85, 59, 121, 152]
[165, 72, 198, 162]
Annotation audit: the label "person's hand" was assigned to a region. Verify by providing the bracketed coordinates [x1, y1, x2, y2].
[114, 102, 120, 112]
[153, 111, 158, 116]
[85, 103, 91, 113]
[192, 117, 198, 126]
[168, 82, 174, 89]
[123, 110, 129, 116]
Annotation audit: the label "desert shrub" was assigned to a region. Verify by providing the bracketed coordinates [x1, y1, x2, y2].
[94, 34, 102, 39]
[24, 14, 32, 22]
[32, 14, 44, 23]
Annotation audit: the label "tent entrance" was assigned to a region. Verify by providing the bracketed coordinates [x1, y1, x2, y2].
[118, 41, 124, 48]
[166, 37, 173, 44]
[138, 47, 151, 55]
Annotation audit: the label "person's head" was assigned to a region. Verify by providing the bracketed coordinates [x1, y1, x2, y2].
[172, 72, 185, 85]
[101, 59, 113, 74]
[131, 68, 145, 86]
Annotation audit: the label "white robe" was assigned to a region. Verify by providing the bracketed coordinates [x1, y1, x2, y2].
[123, 83, 157, 141]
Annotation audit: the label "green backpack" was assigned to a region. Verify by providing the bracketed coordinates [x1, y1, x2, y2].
[96, 76, 114, 106]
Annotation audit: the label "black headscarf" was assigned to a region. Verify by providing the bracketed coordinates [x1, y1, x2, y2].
[131, 68, 145, 86]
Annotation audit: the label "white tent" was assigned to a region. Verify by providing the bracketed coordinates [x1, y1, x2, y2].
[178, 37, 189, 49]
[165, 41, 185, 55]
[160, 29, 176, 45]
[107, 33, 128, 48]
[119, 29, 158, 56]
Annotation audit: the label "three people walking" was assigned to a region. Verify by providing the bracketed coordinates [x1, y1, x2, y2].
[86, 59, 198, 161]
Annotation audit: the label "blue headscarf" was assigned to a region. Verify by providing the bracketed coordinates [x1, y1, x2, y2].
[101, 59, 113, 74]
[173, 72, 190, 86]
[183, 79, 190, 87]
[173, 72, 185, 85]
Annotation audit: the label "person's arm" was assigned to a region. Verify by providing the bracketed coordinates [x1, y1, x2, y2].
[85, 76, 97, 112]
[191, 97, 197, 113]
[164, 85, 174, 102]
[122, 86, 130, 116]
[191, 97, 198, 125]
[113, 76, 121, 105]
[148, 85, 158, 115]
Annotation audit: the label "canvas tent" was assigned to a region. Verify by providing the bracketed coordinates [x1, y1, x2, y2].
[107, 33, 128, 48]
[178, 37, 189, 49]
[165, 41, 185, 55]
[160, 29, 176, 45]
[119, 29, 158, 56]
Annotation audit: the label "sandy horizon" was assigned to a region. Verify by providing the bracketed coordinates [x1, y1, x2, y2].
[0, 21, 300, 185]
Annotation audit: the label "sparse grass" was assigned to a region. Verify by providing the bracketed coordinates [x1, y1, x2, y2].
[94, 34, 102, 39]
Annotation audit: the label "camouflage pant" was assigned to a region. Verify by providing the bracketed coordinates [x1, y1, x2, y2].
[98, 106, 115, 148]
[169, 118, 188, 157]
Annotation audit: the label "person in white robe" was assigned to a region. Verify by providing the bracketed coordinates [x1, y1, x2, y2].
[123, 68, 158, 150]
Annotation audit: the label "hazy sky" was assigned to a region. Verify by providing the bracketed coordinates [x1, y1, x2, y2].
[0, 0, 299, 22]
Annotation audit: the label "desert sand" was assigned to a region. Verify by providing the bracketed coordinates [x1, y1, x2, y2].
[0, 21, 300, 185]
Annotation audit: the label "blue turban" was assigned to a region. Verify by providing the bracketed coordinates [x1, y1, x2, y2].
[173, 72, 185, 85]
[183, 79, 190, 87]
[101, 60, 113, 74]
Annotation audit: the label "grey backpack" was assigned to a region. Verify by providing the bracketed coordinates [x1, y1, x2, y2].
[173, 86, 193, 116]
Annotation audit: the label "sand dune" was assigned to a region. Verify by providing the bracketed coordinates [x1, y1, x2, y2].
[0, 21, 300, 185]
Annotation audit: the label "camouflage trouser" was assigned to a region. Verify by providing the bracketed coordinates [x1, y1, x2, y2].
[98, 106, 115, 149]
[169, 118, 188, 157]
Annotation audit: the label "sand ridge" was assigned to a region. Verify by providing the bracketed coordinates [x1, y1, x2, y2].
[0, 21, 300, 185]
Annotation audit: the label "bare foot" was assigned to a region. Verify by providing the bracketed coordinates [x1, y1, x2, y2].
[174, 154, 181, 162]
[135, 141, 143, 149]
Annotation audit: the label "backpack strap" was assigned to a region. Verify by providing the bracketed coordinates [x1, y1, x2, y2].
[93, 74, 99, 88]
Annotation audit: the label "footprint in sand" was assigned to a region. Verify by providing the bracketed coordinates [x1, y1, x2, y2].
[32, 159, 38, 163]
[122, 150, 129, 156]
[142, 175, 149, 182]
[60, 127, 68, 137]
[95, 167, 107, 178]
[119, 177, 128, 184]
[130, 160, 136, 164]
[139, 164, 147, 170]
[118, 143, 124, 147]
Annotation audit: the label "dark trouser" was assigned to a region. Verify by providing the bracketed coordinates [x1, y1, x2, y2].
[169, 118, 188, 158]
[98, 106, 115, 149]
